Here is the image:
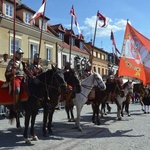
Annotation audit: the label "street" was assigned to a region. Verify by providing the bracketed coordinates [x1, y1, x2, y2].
[0, 103, 150, 150]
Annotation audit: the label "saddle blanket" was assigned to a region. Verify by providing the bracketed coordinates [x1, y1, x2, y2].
[0, 80, 28, 105]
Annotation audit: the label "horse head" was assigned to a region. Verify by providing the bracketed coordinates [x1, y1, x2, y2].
[36, 65, 67, 96]
[64, 69, 81, 93]
[123, 80, 133, 96]
[92, 72, 106, 91]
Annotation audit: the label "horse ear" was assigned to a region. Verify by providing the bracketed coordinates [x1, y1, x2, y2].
[51, 64, 55, 71]
[55, 64, 58, 69]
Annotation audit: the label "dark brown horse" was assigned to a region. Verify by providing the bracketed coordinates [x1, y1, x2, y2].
[63, 69, 81, 122]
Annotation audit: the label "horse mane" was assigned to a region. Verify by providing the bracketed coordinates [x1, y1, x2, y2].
[122, 81, 129, 89]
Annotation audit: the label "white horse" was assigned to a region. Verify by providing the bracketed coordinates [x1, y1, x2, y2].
[115, 80, 133, 120]
[73, 72, 106, 131]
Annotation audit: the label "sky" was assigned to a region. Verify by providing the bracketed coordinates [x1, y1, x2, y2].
[23, 0, 150, 54]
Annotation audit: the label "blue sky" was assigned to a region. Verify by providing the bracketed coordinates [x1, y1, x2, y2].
[23, 0, 150, 53]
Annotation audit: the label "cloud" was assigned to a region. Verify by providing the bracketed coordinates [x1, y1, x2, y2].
[80, 16, 128, 38]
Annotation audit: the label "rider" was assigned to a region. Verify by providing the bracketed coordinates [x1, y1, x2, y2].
[29, 53, 43, 76]
[5, 48, 29, 109]
[83, 63, 92, 79]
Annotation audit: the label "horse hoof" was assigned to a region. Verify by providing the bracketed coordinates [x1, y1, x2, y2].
[43, 133, 49, 137]
[118, 117, 122, 120]
[24, 138, 31, 144]
[78, 128, 82, 132]
[128, 114, 131, 116]
[16, 126, 22, 132]
[48, 130, 53, 135]
[32, 135, 38, 141]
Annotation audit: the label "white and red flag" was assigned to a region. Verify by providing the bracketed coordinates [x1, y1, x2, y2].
[110, 30, 121, 55]
[70, 5, 82, 38]
[97, 11, 106, 28]
[29, 0, 46, 23]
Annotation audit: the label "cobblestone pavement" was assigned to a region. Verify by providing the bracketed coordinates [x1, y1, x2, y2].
[0, 103, 150, 150]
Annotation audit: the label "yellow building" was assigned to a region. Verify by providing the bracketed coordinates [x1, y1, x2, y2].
[0, 0, 61, 80]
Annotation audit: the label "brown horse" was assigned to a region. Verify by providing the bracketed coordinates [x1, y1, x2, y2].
[91, 79, 133, 125]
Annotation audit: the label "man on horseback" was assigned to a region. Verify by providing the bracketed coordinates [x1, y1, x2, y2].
[5, 48, 31, 110]
[29, 53, 43, 76]
[5, 48, 25, 108]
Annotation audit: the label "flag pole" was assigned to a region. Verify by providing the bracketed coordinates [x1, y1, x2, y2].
[91, 12, 98, 67]
[13, 0, 16, 109]
[38, 0, 47, 62]
[69, 14, 73, 64]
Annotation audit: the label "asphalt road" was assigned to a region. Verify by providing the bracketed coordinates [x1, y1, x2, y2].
[0, 103, 149, 150]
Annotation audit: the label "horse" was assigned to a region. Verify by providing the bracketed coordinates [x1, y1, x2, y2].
[23, 65, 66, 144]
[91, 79, 133, 125]
[63, 69, 81, 122]
[91, 81, 117, 125]
[115, 79, 134, 118]
[73, 72, 106, 131]
[133, 83, 145, 111]
[42, 69, 81, 136]
[115, 80, 133, 120]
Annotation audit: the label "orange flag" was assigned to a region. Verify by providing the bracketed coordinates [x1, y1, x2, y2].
[118, 22, 150, 85]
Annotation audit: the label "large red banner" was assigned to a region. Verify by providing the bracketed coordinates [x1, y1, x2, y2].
[118, 22, 150, 85]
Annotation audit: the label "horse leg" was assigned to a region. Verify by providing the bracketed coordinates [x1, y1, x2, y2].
[117, 106, 122, 120]
[95, 103, 101, 125]
[106, 103, 111, 112]
[30, 111, 38, 141]
[101, 103, 105, 117]
[75, 105, 83, 131]
[125, 102, 130, 116]
[91, 104, 96, 123]
[70, 106, 75, 122]
[65, 105, 71, 122]
[48, 108, 55, 133]
[43, 104, 49, 136]
[24, 111, 31, 144]
[121, 102, 125, 117]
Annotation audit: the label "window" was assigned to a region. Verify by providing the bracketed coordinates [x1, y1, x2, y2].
[105, 69, 108, 75]
[70, 37, 75, 46]
[98, 67, 100, 74]
[93, 52, 96, 57]
[62, 55, 67, 66]
[79, 41, 83, 49]
[101, 54, 104, 60]
[46, 48, 51, 61]
[58, 32, 64, 40]
[30, 44, 38, 59]
[102, 68, 104, 76]
[24, 12, 31, 24]
[10, 39, 20, 55]
[98, 53, 100, 58]
[39, 19, 46, 30]
[5, 3, 13, 17]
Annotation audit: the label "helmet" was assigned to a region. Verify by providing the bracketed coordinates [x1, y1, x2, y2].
[34, 53, 41, 59]
[65, 61, 70, 66]
[16, 48, 24, 54]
